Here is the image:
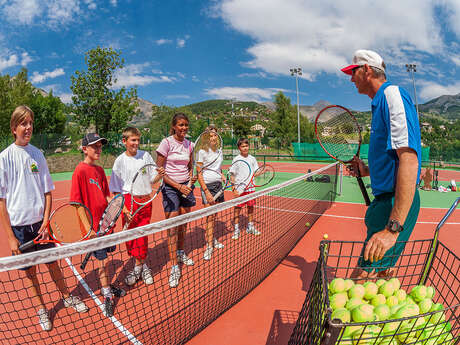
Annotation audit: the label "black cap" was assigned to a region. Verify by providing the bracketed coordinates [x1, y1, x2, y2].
[82, 133, 108, 146]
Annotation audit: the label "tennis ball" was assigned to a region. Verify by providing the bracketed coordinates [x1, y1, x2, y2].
[323, 233, 328, 239]
[379, 281, 395, 298]
[348, 284, 365, 300]
[344, 279, 354, 291]
[329, 278, 346, 294]
[376, 279, 386, 287]
[382, 320, 403, 334]
[370, 294, 386, 307]
[351, 325, 380, 345]
[351, 304, 375, 323]
[426, 286, 435, 299]
[418, 298, 433, 314]
[394, 289, 407, 303]
[374, 304, 391, 321]
[330, 292, 348, 310]
[305, 222, 310, 227]
[394, 303, 420, 319]
[429, 303, 445, 324]
[363, 282, 378, 300]
[405, 296, 416, 304]
[389, 277, 401, 291]
[331, 308, 351, 323]
[386, 296, 399, 308]
[410, 285, 428, 302]
[398, 318, 425, 343]
[345, 298, 365, 311]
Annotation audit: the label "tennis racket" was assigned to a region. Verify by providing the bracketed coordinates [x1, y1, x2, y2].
[243, 164, 275, 192]
[122, 163, 163, 231]
[183, 129, 223, 197]
[80, 193, 124, 270]
[212, 159, 251, 201]
[315, 105, 371, 206]
[19, 202, 93, 252]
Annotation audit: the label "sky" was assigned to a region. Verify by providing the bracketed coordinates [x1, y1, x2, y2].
[1, 0, 460, 111]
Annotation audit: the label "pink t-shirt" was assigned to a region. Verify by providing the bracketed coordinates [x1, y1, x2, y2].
[156, 136, 193, 183]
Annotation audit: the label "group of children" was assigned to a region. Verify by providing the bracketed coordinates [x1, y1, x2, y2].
[0, 106, 261, 331]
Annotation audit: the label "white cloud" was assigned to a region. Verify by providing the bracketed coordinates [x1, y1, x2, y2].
[176, 35, 190, 48]
[58, 93, 73, 104]
[1, 0, 97, 29]
[206, 87, 281, 102]
[0, 52, 33, 72]
[31, 68, 65, 84]
[110, 0, 117, 6]
[165, 94, 192, 100]
[156, 39, 173, 45]
[213, 0, 450, 79]
[419, 80, 460, 100]
[113, 63, 175, 88]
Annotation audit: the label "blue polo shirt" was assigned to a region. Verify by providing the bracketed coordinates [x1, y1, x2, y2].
[369, 82, 421, 196]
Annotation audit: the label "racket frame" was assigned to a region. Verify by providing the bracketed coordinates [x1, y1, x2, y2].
[18, 202, 93, 253]
[80, 193, 124, 270]
[250, 164, 275, 188]
[212, 159, 251, 201]
[315, 105, 371, 206]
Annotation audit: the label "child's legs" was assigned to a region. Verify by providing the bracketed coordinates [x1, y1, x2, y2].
[23, 266, 46, 308]
[99, 259, 109, 288]
[165, 211, 180, 264]
[234, 206, 242, 225]
[177, 207, 191, 250]
[124, 194, 150, 265]
[247, 205, 254, 223]
[205, 213, 215, 246]
[46, 261, 70, 297]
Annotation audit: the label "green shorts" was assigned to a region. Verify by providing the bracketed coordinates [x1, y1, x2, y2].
[358, 189, 420, 272]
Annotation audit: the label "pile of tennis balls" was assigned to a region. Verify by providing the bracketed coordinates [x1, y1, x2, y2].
[327, 277, 457, 345]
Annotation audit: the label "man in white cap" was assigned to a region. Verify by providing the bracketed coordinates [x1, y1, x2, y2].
[342, 50, 422, 281]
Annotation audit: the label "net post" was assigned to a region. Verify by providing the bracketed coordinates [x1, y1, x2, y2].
[338, 164, 343, 196]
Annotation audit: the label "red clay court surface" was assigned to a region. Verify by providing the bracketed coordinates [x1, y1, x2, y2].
[0, 162, 459, 345]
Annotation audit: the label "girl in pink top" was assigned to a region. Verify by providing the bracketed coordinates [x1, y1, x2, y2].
[156, 113, 197, 288]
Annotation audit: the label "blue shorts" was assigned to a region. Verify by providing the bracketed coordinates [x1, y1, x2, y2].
[201, 181, 224, 205]
[12, 220, 56, 271]
[91, 245, 116, 261]
[162, 182, 196, 213]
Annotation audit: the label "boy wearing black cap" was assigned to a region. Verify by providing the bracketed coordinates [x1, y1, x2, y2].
[70, 133, 125, 317]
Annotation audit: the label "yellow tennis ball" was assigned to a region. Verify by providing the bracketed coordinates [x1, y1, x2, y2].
[324, 234, 329, 240]
[305, 222, 311, 227]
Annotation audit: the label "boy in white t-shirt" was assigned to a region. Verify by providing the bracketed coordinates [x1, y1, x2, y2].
[196, 126, 225, 261]
[0, 106, 88, 332]
[231, 138, 260, 239]
[110, 127, 164, 287]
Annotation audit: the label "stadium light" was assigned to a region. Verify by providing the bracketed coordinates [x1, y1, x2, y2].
[290, 67, 302, 143]
[406, 63, 419, 115]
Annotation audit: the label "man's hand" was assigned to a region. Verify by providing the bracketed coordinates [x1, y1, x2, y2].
[348, 156, 369, 177]
[364, 229, 399, 263]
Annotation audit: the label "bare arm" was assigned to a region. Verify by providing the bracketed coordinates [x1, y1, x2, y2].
[0, 198, 19, 254]
[37, 192, 52, 239]
[364, 148, 419, 262]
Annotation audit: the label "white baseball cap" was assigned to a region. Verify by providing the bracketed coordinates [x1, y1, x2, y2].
[341, 49, 385, 75]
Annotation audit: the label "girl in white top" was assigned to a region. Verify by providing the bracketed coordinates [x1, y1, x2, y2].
[196, 126, 225, 261]
[0, 106, 88, 331]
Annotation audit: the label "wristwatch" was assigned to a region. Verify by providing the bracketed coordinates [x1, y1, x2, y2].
[386, 219, 404, 233]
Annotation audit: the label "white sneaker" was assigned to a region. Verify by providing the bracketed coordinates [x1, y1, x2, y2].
[232, 229, 240, 240]
[142, 266, 154, 285]
[125, 268, 141, 286]
[247, 224, 261, 235]
[63, 295, 88, 313]
[37, 308, 52, 331]
[169, 265, 181, 288]
[213, 238, 224, 249]
[177, 251, 194, 266]
[203, 245, 213, 261]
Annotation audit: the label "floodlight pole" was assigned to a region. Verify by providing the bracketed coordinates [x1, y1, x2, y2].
[290, 67, 302, 143]
[406, 64, 419, 115]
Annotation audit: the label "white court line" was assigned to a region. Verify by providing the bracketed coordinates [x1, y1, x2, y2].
[256, 206, 460, 225]
[63, 256, 142, 345]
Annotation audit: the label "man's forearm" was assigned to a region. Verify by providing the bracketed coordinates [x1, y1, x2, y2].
[390, 149, 419, 225]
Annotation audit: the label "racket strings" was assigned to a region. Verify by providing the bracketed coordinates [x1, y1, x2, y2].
[253, 165, 275, 186]
[50, 205, 91, 243]
[316, 107, 361, 162]
[100, 196, 124, 233]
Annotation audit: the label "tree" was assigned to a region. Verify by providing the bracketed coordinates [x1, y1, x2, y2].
[269, 91, 297, 148]
[232, 116, 251, 137]
[70, 47, 138, 136]
[29, 90, 66, 134]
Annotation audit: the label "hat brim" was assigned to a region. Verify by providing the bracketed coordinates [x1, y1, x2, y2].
[83, 138, 108, 146]
[341, 64, 359, 75]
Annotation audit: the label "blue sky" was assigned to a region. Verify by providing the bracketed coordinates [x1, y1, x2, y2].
[1, 0, 459, 111]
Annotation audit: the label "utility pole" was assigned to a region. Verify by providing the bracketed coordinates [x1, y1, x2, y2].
[406, 64, 419, 115]
[290, 67, 302, 142]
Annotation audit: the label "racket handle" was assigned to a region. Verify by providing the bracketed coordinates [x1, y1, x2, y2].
[18, 240, 35, 253]
[181, 181, 193, 198]
[357, 176, 371, 206]
[212, 189, 223, 201]
[80, 252, 92, 270]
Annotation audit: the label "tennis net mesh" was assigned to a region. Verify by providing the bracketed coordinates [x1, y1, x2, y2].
[0, 162, 339, 345]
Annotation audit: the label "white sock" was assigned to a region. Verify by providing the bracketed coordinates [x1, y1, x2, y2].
[234, 224, 239, 231]
[142, 263, 149, 271]
[134, 265, 142, 274]
[101, 287, 112, 299]
[248, 222, 254, 228]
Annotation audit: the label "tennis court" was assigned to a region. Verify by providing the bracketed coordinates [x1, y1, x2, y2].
[0, 161, 459, 344]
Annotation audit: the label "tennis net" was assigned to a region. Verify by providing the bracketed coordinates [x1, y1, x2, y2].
[0, 162, 339, 345]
